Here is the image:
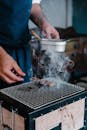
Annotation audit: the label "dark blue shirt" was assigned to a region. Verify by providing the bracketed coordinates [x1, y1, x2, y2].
[0, 0, 32, 47]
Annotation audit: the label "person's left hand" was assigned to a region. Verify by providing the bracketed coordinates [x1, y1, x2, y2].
[42, 22, 60, 39]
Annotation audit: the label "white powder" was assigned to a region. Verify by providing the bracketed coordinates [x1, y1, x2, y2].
[44, 48, 67, 81]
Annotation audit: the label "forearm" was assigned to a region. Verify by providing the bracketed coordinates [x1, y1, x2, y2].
[30, 3, 59, 39]
[30, 4, 49, 30]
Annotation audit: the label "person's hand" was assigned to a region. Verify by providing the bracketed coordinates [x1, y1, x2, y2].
[0, 49, 25, 84]
[42, 22, 60, 39]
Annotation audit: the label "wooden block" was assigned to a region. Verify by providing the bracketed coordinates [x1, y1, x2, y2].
[62, 99, 85, 130]
[35, 99, 85, 130]
[0, 108, 25, 130]
[35, 108, 61, 130]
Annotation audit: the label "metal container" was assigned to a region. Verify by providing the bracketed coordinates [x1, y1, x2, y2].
[30, 30, 66, 52]
[40, 39, 67, 52]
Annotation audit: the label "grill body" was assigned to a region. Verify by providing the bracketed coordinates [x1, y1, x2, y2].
[0, 81, 86, 130]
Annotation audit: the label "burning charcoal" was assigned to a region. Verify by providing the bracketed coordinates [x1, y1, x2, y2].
[31, 77, 56, 87]
[31, 77, 41, 83]
[39, 79, 56, 87]
[47, 81, 56, 87]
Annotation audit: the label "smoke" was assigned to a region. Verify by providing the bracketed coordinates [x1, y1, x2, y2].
[43, 49, 72, 82]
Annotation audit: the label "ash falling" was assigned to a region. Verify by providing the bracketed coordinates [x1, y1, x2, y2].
[45, 51, 66, 78]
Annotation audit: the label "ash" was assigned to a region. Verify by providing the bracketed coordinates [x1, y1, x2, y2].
[43, 49, 70, 82]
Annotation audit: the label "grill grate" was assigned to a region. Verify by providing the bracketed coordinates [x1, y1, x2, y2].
[0, 81, 84, 110]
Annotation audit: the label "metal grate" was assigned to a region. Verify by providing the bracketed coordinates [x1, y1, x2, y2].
[0, 81, 84, 110]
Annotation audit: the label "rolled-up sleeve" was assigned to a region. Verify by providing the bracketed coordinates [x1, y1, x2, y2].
[32, 0, 41, 4]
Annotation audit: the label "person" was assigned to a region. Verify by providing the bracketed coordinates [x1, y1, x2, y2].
[0, 0, 59, 88]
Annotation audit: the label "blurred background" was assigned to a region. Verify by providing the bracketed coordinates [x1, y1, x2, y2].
[30, 0, 87, 35]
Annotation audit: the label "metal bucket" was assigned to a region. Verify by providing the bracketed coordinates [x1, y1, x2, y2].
[40, 39, 67, 52]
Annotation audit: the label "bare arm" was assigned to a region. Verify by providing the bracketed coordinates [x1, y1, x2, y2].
[30, 4, 59, 39]
[0, 46, 25, 84]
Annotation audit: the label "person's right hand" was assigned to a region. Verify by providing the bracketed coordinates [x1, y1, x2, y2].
[0, 49, 25, 84]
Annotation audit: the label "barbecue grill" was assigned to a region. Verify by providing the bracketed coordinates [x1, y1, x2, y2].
[0, 81, 86, 130]
[0, 80, 85, 110]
